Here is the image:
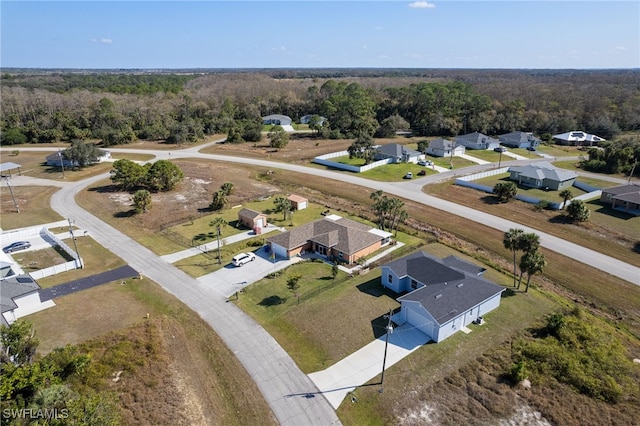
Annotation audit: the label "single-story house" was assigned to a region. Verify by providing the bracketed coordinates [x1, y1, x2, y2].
[455, 132, 500, 150]
[266, 214, 392, 264]
[600, 184, 640, 216]
[238, 208, 268, 231]
[262, 114, 292, 126]
[498, 131, 541, 149]
[374, 143, 422, 163]
[553, 131, 606, 146]
[1, 275, 55, 326]
[508, 161, 578, 190]
[0, 260, 17, 280]
[46, 150, 111, 168]
[381, 251, 504, 343]
[509, 161, 578, 191]
[300, 114, 327, 125]
[288, 194, 308, 211]
[425, 139, 465, 158]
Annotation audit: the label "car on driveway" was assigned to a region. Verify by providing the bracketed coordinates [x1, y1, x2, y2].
[417, 160, 433, 166]
[494, 146, 507, 153]
[3, 241, 31, 253]
[232, 252, 256, 267]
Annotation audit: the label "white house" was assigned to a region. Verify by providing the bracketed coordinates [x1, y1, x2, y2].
[300, 114, 327, 125]
[552, 131, 606, 146]
[374, 143, 422, 163]
[262, 114, 292, 126]
[455, 132, 500, 150]
[425, 139, 465, 158]
[381, 251, 504, 343]
[1, 275, 55, 326]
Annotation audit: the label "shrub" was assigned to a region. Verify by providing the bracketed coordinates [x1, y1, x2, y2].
[509, 360, 528, 383]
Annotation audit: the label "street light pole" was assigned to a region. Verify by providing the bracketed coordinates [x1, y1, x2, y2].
[68, 218, 83, 268]
[498, 151, 503, 169]
[379, 308, 394, 392]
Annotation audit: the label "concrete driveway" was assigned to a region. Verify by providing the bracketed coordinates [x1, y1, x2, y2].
[308, 323, 430, 409]
[198, 245, 304, 298]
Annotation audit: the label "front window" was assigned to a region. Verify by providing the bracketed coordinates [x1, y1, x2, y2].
[387, 274, 393, 284]
[411, 279, 418, 290]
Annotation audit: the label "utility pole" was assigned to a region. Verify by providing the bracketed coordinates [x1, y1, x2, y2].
[58, 150, 65, 179]
[68, 218, 83, 268]
[379, 308, 394, 392]
[5, 177, 19, 213]
[629, 160, 637, 184]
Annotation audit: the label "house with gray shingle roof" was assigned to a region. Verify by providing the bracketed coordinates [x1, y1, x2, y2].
[425, 138, 465, 157]
[266, 214, 392, 264]
[600, 184, 640, 216]
[498, 131, 541, 149]
[1, 275, 55, 326]
[381, 251, 504, 343]
[374, 143, 422, 163]
[508, 161, 577, 190]
[455, 132, 500, 150]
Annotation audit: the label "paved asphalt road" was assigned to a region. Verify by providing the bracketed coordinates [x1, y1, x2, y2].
[39, 265, 139, 301]
[5, 143, 639, 426]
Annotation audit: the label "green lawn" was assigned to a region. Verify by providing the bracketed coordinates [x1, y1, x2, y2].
[472, 174, 590, 203]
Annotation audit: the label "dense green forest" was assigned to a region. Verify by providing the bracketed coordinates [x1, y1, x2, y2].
[1, 69, 639, 173]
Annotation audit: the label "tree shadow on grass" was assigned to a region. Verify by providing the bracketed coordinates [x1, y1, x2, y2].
[88, 184, 123, 193]
[258, 295, 287, 307]
[480, 195, 501, 205]
[114, 210, 136, 218]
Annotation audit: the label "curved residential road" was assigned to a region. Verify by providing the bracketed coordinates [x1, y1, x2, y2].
[160, 149, 639, 285]
[49, 173, 343, 426]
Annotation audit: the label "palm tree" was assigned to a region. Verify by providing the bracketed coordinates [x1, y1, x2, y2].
[274, 196, 292, 221]
[503, 228, 524, 287]
[209, 217, 228, 264]
[210, 190, 227, 211]
[559, 189, 573, 210]
[520, 250, 546, 292]
[515, 232, 540, 288]
[221, 182, 234, 196]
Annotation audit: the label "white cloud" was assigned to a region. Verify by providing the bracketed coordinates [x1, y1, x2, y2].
[90, 38, 112, 44]
[409, 1, 436, 9]
[614, 46, 627, 51]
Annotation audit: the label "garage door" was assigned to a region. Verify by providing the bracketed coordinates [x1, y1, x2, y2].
[271, 243, 288, 259]
[406, 308, 433, 341]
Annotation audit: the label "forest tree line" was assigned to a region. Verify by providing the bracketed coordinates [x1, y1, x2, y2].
[1, 70, 638, 150]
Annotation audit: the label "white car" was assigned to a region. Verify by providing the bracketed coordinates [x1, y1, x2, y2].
[232, 252, 256, 267]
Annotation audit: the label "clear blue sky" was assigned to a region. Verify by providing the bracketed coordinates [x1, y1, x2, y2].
[1, 1, 638, 69]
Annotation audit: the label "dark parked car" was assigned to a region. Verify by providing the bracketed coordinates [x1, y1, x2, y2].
[526, 146, 537, 151]
[3, 241, 31, 253]
[417, 170, 426, 176]
[494, 146, 507, 153]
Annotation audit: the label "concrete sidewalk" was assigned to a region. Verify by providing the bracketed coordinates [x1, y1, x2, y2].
[160, 224, 283, 264]
[308, 323, 430, 409]
[458, 153, 491, 165]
